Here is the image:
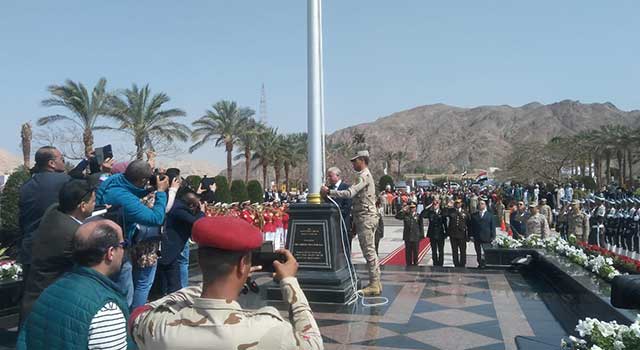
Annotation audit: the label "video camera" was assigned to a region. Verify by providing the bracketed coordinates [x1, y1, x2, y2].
[611, 275, 640, 310]
[251, 241, 286, 273]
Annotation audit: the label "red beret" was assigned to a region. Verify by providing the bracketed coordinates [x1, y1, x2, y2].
[192, 216, 263, 251]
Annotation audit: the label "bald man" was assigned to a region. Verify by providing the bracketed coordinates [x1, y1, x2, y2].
[18, 220, 135, 350]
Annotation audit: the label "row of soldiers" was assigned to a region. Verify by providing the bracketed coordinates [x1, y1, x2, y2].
[556, 197, 640, 253]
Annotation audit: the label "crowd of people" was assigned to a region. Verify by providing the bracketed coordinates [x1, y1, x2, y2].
[14, 145, 322, 349]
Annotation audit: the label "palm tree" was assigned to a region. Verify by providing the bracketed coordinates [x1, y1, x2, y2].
[190, 100, 252, 181]
[20, 123, 32, 168]
[38, 78, 111, 157]
[252, 127, 279, 190]
[282, 133, 307, 191]
[234, 118, 265, 183]
[106, 84, 190, 159]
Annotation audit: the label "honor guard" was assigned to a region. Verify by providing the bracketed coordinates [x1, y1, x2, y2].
[605, 200, 618, 246]
[590, 197, 606, 246]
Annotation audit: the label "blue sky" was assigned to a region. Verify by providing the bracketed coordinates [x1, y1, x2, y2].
[1, 1, 638, 167]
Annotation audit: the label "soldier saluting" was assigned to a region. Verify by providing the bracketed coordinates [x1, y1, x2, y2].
[321, 150, 382, 297]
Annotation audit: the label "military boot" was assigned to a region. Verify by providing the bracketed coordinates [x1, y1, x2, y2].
[359, 281, 382, 297]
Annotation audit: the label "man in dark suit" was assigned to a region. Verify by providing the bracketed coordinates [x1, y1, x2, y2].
[470, 198, 497, 268]
[423, 198, 448, 267]
[157, 190, 204, 294]
[326, 167, 353, 254]
[510, 201, 529, 239]
[21, 179, 96, 320]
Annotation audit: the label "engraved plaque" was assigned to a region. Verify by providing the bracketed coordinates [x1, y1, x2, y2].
[289, 220, 331, 268]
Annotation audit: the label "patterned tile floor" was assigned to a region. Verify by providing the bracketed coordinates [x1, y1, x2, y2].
[237, 266, 567, 350]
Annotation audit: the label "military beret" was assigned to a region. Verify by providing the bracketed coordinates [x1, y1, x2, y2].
[192, 216, 263, 251]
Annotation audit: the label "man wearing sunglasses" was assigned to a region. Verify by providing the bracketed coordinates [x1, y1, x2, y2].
[510, 201, 530, 239]
[18, 220, 135, 350]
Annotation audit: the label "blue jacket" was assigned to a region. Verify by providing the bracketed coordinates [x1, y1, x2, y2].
[17, 266, 135, 350]
[19, 172, 70, 265]
[160, 200, 203, 265]
[96, 173, 167, 240]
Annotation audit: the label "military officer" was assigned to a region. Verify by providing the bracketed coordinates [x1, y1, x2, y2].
[130, 216, 323, 349]
[526, 202, 551, 238]
[321, 150, 382, 297]
[539, 198, 553, 228]
[605, 200, 618, 246]
[590, 197, 606, 246]
[447, 199, 470, 267]
[567, 200, 590, 242]
[557, 200, 570, 240]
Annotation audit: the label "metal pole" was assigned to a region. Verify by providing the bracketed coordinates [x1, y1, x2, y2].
[307, 0, 323, 204]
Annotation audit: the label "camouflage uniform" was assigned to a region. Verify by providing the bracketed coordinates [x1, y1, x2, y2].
[568, 210, 590, 242]
[539, 204, 552, 227]
[526, 213, 551, 238]
[330, 167, 381, 293]
[132, 278, 322, 350]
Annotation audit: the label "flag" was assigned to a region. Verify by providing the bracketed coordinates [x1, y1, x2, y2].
[475, 171, 488, 182]
[461, 170, 468, 177]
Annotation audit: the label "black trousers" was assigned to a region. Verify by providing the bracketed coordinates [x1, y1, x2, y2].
[474, 241, 488, 267]
[450, 238, 467, 267]
[431, 238, 445, 267]
[155, 260, 182, 296]
[405, 241, 419, 266]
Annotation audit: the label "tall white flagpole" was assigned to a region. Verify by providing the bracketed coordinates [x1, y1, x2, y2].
[307, 0, 324, 204]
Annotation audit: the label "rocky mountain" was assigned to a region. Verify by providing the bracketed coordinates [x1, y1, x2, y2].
[224, 100, 640, 184]
[0, 149, 22, 175]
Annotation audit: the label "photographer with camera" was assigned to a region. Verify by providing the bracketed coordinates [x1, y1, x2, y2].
[130, 216, 323, 350]
[96, 160, 170, 307]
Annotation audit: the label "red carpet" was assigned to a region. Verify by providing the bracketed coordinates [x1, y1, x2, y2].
[380, 239, 431, 266]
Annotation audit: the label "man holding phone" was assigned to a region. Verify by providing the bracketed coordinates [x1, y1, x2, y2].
[130, 216, 323, 350]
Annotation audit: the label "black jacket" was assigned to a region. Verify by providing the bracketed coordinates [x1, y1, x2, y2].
[21, 204, 81, 319]
[19, 172, 71, 264]
[470, 210, 497, 243]
[447, 208, 470, 240]
[326, 181, 352, 230]
[160, 200, 204, 265]
[424, 208, 448, 240]
[396, 210, 423, 242]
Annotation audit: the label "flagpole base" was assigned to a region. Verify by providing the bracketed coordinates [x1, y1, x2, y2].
[307, 193, 322, 204]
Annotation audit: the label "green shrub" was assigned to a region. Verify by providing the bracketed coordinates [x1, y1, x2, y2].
[230, 180, 249, 203]
[184, 175, 202, 191]
[214, 176, 231, 203]
[378, 175, 394, 192]
[247, 180, 263, 204]
[0, 166, 31, 246]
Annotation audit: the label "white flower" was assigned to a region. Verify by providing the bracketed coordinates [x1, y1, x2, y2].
[613, 340, 625, 350]
[590, 345, 603, 350]
[576, 318, 595, 337]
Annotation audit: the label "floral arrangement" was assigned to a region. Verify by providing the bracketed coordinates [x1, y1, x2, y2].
[0, 261, 22, 281]
[492, 234, 622, 281]
[577, 242, 640, 275]
[0, 247, 22, 281]
[561, 315, 640, 350]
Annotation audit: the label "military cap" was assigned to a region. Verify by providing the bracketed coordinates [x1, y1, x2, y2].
[479, 196, 489, 201]
[350, 150, 370, 161]
[594, 196, 605, 201]
[409, 202, 417, 208]
[540, 198, 547, 202]
[454, 198, 463, 203]
[571, 200, 582, 205]
[192, 216, 263, 251]
[231, 202, 239, 206]
[528, 202, 538, 208]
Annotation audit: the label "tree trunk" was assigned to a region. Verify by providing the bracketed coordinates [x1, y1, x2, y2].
[622, 151, 627, 187]
[135, 140, 144, 160]
[606, 154, 611, 184]
[284, 163, 290, 192]
[628, 149, 634, 188]
[20, 123, 32, 169]
[226, 143, 233, 182]
[617, 151, 624, 186]
[244, 147, 251, 183]
[274, 163, 281, 191]
[83, 128, 94, 157]
[262, 164, 268, 191]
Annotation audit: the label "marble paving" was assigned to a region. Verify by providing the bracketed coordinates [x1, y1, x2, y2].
[240, 266, 566, 350]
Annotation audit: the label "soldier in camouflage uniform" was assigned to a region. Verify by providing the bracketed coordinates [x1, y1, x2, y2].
[322, 150, 382, 296]
[538, 198, 553, 228]
[130, 217, 323, 349]
[567, 200, 590, 242]
[526, 203, 551, 238]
